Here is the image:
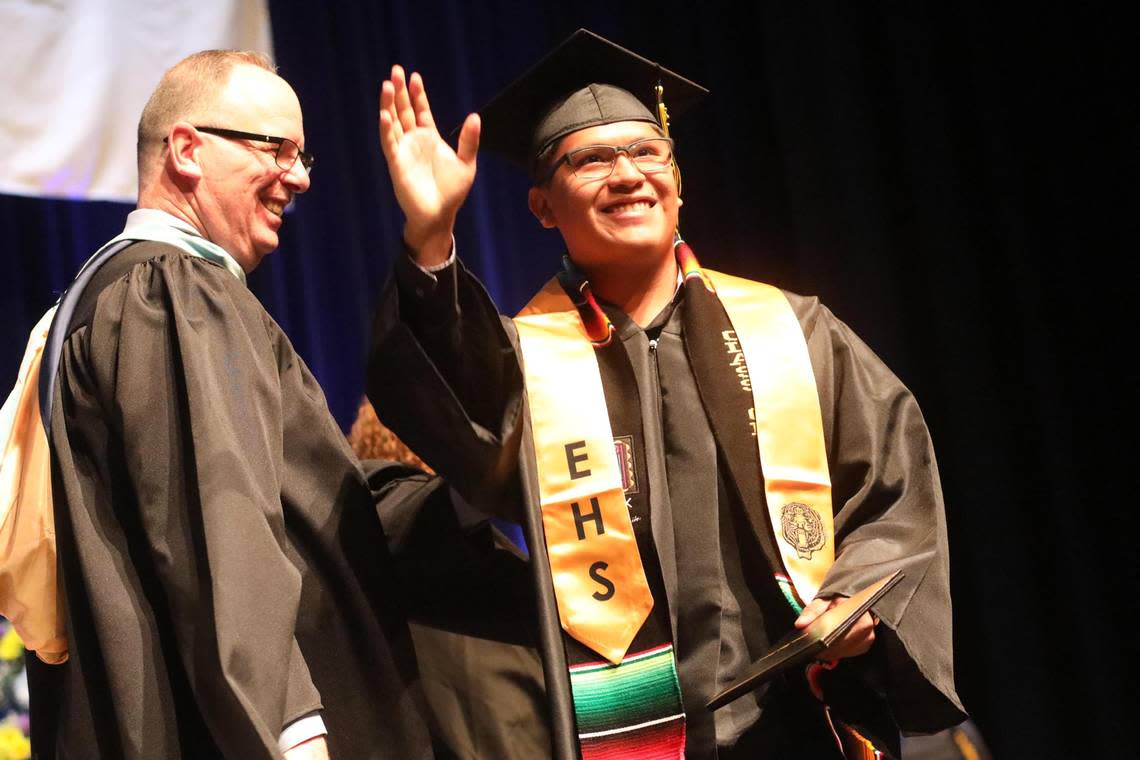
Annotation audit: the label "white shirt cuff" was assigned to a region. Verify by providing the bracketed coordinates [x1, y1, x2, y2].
[279, 712, 327, 753]
[412, 238, 457, 274]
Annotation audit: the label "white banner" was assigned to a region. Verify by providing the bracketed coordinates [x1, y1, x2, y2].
[0, 0, 273, 202]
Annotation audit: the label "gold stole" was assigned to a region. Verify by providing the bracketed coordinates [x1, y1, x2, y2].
[705, 271, 835, 602]
[514, 272, 833, 664]
[515, 281, 653, 665]
[0, 307, 67, 663]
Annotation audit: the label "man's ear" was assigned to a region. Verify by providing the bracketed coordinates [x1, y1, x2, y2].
[167, 122, 203, 181]
[528, 186, 558, 229]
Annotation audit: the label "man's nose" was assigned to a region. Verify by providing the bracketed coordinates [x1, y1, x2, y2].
[607, 152, 644, 184]
[282, 161, 311, 193]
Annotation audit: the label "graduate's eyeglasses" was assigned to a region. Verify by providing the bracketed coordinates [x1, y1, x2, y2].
[168, 126, 315, 174]
[541, 137, 674, 183]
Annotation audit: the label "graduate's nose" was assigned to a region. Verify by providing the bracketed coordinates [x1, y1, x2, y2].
[607, 153, 645, 185]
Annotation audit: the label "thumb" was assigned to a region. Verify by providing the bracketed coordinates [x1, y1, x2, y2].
[456, 112, 481, 165]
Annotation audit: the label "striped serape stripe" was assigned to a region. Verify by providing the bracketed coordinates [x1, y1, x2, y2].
[570, 643, 685, 759]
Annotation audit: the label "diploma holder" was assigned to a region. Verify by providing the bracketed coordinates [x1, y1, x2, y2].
[706, 570, 904, 711]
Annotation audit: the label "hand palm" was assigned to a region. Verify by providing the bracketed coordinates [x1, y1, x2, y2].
[392, 127, 473, 220]
[378, 66, 480, 248]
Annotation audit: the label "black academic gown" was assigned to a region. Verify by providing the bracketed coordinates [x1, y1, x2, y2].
[369, 255, 967, 759]
[35, 243, 433, 759]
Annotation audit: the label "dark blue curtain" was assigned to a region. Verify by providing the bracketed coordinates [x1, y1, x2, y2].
[1, 1, 1127, 756]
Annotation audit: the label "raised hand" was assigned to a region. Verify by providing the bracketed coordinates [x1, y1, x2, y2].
[379, 65, 480, 267]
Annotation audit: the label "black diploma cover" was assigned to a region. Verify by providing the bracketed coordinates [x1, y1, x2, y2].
[706, 570, 904, 711]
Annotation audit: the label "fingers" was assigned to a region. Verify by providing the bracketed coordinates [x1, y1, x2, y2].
[818, 611, 877, 661]
[456, 112, 481, 164]
[796, 596, 878, 661]
[408, 72, 436, 130]
[378, 64, 475, 182]
[380, 66, 447, 162]
[391, 65, 417, 134]
[378, 81, 401, 162]
[794, 597, 833, 629]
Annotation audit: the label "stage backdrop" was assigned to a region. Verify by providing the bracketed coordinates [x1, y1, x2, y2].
[0, 2, 1128, 757]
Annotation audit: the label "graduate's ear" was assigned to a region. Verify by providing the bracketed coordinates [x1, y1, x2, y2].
[166, 122, 204, 181]
[528, 186, 559, 229]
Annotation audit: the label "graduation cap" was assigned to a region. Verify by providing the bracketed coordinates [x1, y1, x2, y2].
[475, 29, 708, 178]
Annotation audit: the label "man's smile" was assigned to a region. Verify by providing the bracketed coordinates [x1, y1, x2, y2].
[261, 197, 287, 217]
[600, 197, 657, 215]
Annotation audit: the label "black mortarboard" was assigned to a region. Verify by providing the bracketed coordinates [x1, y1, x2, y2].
[475, 29, 708, 177]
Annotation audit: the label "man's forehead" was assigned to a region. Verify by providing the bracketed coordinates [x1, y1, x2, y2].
[223, 66, 292, 101]
[215, 66, 303, 128]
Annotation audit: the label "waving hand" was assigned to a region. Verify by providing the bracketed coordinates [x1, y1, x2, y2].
[379, 65, 480, 267]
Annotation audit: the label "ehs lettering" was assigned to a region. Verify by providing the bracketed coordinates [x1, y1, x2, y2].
[565, 441, 591, 479]
[572, 497, 605, 540]
[590, 561, 615, 601]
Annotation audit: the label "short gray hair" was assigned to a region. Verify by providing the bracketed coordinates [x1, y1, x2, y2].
[136, 50, 276, 179]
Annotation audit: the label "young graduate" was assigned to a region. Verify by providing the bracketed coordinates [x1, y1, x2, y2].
[371, 30, 966, 760]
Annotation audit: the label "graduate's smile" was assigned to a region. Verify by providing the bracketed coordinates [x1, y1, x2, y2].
[600, 196, 657, 218]
[531, 121, 680, 271]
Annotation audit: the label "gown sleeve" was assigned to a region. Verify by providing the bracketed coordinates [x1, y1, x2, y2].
[367, 254, 526, 519]
[368, 256, 578, 758]
[792, 294, 967, 733]
[81, 253, 323, 756]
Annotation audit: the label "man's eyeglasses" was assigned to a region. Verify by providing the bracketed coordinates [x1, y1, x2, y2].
[179, 126, 315, 174]
[540, 136, 674, 183]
